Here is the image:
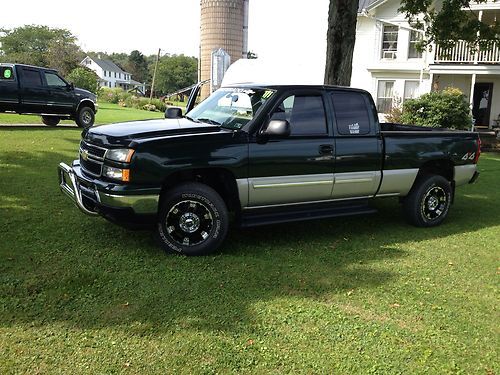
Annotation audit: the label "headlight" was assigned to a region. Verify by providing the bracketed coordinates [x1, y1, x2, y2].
[103, 166, 130, 182]
[105, 148, 135, 163]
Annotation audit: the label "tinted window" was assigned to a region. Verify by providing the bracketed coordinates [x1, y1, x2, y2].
[0, 67, 14, 80]
[22, 69, 43, 87]
[271, 95, 327, 135]
[45, 72, 67, 87]
[331, 91, 371, 135]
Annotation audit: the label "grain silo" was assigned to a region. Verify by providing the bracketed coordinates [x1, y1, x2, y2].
[200, 0, 249, 97]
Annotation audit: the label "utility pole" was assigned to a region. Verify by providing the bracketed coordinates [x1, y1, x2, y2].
[150, 48, 161, 101]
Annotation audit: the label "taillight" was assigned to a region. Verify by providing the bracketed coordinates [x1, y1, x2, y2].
[474, 138, 481, 164]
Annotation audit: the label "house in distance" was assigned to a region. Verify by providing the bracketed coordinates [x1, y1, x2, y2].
[81, 55, 146, 95]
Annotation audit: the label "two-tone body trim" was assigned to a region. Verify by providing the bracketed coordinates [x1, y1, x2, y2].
[377, 168, 419, 196]
[454, 164, 478, 186]
[236, 168, 421, 208]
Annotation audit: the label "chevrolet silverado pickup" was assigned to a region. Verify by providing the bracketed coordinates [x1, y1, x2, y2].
[0, 63, 97, 127]
[58, 83, 480, 256]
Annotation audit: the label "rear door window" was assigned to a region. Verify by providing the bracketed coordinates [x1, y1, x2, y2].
[22, 68, 43, 87]
[0, 67, 14, 80]
[331, 91, 371, 135]
[271, 95, 327, 136]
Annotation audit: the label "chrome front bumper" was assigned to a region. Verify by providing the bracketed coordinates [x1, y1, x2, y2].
[58, 162, 159, 216]
[59, 162, 99, 216]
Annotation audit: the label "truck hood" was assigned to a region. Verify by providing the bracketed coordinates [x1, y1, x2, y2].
[83, 118, 223, 146]
[74, 87, 96, 100]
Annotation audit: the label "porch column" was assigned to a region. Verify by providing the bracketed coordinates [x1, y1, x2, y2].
[474, 11, 483, 65]
[470, 73, 477, 131]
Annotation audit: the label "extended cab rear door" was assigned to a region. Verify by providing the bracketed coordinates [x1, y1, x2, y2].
[329, 89, 383, 199]
[248, 89, 335, 206]
[18, 66, 50, 114]
[0, 65, 19, 111]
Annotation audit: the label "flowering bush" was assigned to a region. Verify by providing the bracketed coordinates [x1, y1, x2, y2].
[98, 88, 167, 113]
[401, 87, 472, 130]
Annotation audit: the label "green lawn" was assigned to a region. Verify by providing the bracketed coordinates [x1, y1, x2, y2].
[0, 102, 164, 125]
[0, 129, 498, 374]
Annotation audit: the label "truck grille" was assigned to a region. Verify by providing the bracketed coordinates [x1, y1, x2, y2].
[79, 140, 106, 177]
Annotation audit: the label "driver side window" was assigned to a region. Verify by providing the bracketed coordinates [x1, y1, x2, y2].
[271, 94, 327, 136]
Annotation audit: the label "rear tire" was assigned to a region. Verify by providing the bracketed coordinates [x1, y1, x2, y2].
[76, 106, 95, 128]
[403, 175, 452, 227]
[41, 116, 60, 126]
[156, 182, 229, 256]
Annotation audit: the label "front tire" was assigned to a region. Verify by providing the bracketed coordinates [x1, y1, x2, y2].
[76, 106, 95, 128]
[403, 175, 452, 227]
[156, 182, 229, 256]
[41, 116, 60, 126]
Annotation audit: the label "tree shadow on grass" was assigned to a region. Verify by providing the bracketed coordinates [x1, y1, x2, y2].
[0, 149, 498, 336]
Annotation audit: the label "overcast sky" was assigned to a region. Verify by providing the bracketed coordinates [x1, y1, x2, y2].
[1, 0, 329, 71]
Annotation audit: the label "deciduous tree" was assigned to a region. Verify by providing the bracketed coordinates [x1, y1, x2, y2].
[324, 0, 359, 86]
[0, 25, 83, 74]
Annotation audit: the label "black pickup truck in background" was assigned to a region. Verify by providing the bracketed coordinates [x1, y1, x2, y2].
[58, 83, 481, 256]
[0, 63, 97, 127]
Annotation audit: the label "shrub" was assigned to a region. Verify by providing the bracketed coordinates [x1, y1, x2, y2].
[401, 87, 472, 130]
[385, 97, 403, 123]
[98, 88, 167, 113]
[66, 67, 99, 94]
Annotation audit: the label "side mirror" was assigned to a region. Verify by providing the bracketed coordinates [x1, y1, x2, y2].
[68, 82, 74, 91]
[165, 107, 183, 119]
[261, 120, 291, 138]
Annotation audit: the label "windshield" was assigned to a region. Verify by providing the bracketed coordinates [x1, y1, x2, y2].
[186, 88, 276, 130]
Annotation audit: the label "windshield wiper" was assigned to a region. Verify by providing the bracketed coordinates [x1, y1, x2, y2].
[197, 118, 221, 126]
[185, 116, 201, 123]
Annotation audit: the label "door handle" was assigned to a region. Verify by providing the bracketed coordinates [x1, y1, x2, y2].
[319, 144, 333, 155]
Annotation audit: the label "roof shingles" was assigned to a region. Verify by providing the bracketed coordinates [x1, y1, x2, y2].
[92, 58, 128, 74]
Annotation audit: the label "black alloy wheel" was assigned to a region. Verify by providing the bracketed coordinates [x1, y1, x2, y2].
[156, 182, 229, 256]
[403, 174, 452, 227]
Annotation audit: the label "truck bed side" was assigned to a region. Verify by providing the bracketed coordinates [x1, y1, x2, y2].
[378, 129, 480, 196]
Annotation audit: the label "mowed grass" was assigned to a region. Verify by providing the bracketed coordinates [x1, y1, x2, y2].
[0, 102, 164, 125]
[0, 128, 499, 374]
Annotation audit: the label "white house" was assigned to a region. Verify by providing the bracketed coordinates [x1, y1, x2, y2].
[81, 56, 146, 94]
[352, 0, 500, 129]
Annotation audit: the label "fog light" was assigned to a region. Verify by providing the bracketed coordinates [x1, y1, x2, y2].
[103, 166, 130, 182]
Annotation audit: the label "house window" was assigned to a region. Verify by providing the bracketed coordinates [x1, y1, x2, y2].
[408, 30, 423, 58]
[377, 80, 395, 113]
[381, 25, 398, 59]
[404, 81, 420, 100]
[114, 72, 117, 78]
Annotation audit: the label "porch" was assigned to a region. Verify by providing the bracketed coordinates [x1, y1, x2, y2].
[434, 7, 500, 65]
[431, 71, 500, 130]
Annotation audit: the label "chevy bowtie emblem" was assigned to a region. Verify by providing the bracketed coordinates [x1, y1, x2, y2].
[81, 149, 89, 161]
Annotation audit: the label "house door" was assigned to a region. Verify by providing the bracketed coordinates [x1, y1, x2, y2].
[472, 83, 493, 127]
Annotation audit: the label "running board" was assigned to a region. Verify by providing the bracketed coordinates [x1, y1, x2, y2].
[239, 200, 377, 228]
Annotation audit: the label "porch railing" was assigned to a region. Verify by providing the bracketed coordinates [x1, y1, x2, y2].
[435, 40, 500, 64]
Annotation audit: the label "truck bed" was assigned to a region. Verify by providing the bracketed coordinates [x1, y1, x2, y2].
[380, 122, 470, 133]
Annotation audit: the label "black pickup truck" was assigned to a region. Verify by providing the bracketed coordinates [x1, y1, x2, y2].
[58, 83, 480, 256]
[0, 63, 97, 127]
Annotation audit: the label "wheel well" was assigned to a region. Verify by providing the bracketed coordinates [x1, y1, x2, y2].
[160, 168, 241, 212]
[77, 100, 95, 113]
[417, 159, 454, 182]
